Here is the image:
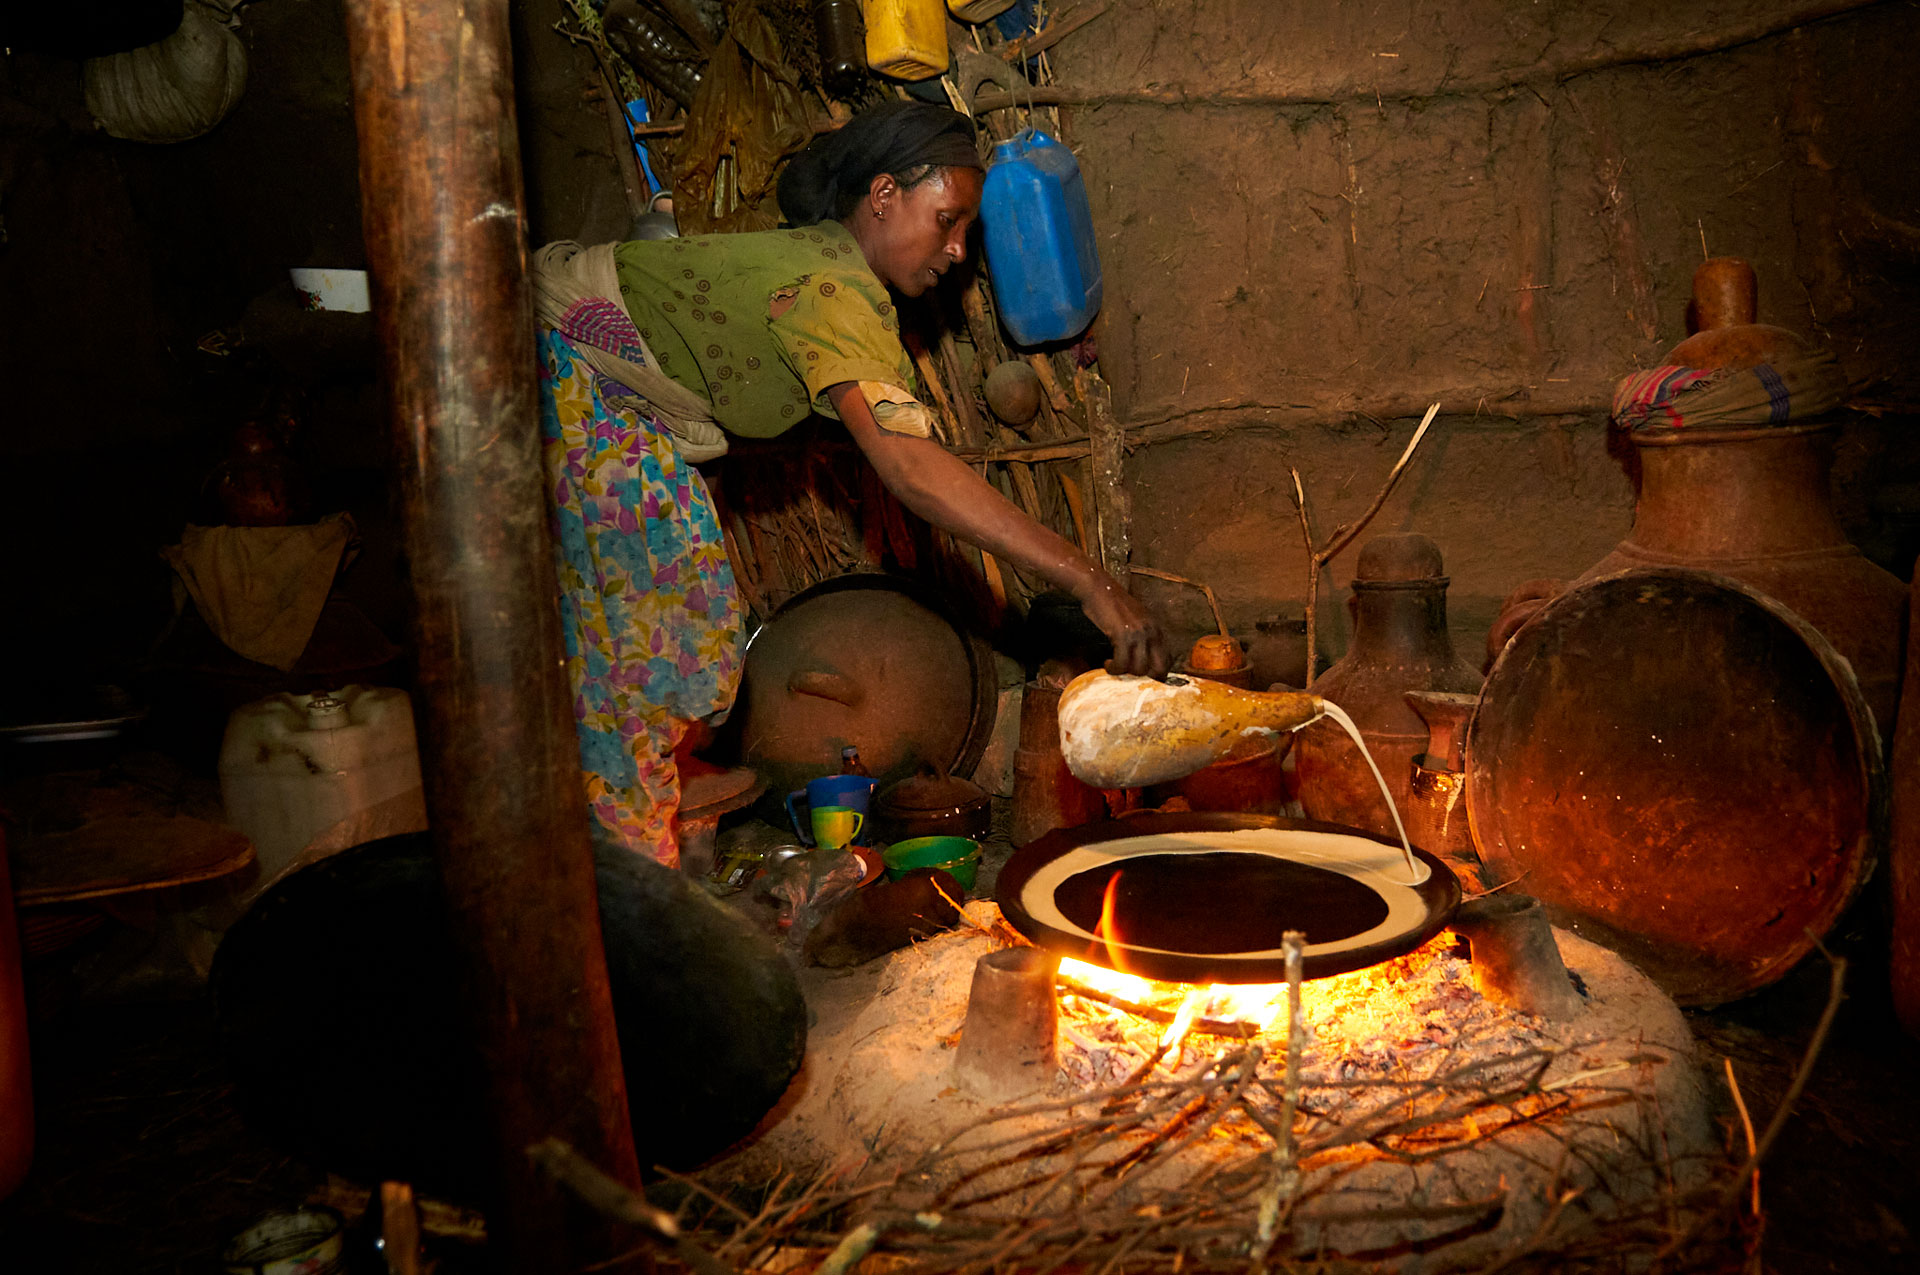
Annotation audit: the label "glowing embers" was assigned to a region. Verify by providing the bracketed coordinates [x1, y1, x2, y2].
[1058, 865, 1301, 1048]
[1054, 935, 1475, 1092]
[1058, 954, 1294, 1043]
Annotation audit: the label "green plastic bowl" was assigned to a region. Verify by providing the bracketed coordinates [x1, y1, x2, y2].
[881, 835, 981, 891]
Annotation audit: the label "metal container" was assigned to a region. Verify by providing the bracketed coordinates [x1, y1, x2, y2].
[222, 1207, 347, 1275]
[736, 575, 998, 799]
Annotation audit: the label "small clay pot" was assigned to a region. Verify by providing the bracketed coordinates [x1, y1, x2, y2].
[1176, 633, 1255, 689]
[875, 770, 992, 844]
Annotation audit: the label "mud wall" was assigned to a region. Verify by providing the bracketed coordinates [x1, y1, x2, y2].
[1054, 0, 1920, 654]
[5, 1, 1917, 692]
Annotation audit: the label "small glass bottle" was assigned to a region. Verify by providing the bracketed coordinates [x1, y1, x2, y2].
[839, 745, 871, 777]
[813, 0, 866, 93]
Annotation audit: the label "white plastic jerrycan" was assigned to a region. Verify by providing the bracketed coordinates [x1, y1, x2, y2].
[219, 685, 427, 888]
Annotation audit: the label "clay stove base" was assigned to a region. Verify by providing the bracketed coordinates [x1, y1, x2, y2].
[720, 905, 1718, 1267]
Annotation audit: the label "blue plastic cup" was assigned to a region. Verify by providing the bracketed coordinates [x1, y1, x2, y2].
[786, 773, 878, 845]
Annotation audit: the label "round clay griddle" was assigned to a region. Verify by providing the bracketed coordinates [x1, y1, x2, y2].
[1467, 568, 1881, 1007]
[997, 812, 1460, 984]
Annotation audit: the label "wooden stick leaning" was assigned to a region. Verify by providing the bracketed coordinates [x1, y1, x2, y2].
[1290, 402, 1440, 677]
[1128, 566, 1229, 639]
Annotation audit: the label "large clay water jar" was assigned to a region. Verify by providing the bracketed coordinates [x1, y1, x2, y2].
[1576, 422, 1906, 732]
[1587, 257, 1903, 731]
[1294, 534, 1482, 838]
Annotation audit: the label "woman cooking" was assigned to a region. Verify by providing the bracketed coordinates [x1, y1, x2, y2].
[532, 101, 1167, 864]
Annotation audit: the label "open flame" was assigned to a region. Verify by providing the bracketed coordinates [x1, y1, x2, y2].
[1096, 870, 1133, 975]
[1059, 957, 1296, 1034]
[1065, 867, 1298, 1039]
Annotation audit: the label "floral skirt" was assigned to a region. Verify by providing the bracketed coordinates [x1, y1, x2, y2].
[536, 329, 742, 865]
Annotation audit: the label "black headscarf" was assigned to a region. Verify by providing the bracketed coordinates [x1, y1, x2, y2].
[776, 101, 982, 227]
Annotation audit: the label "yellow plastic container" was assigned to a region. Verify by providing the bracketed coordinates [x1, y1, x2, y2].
[864, 0, 948, 80]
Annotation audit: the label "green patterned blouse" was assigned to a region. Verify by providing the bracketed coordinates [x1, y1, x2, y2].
[613, 220, 914, 439]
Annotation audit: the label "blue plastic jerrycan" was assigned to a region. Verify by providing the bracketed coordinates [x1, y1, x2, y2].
[980, 129, 1103, 347]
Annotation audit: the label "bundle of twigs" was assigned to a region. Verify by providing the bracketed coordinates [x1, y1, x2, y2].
[547, 949, 1854, 1275]
[589, 1031, 1739, 1275]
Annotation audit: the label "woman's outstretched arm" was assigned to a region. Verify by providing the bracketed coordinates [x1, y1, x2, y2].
[828, 381, 1170, 678]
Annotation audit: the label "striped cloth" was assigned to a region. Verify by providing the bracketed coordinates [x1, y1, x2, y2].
[1611, 348, 1847, 431]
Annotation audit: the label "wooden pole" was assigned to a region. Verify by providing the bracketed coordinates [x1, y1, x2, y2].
[340, 1, 643, 1266]
[1084, 373, 1131, 576]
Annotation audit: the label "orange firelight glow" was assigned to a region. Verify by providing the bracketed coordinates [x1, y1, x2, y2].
[1096, 870, 1132, 974]
[1058, 957, 1298, 1034]
[1072, 868, 1301, 1037]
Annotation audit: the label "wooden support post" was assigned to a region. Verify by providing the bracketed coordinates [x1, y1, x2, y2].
[339, 1, 643, 1267]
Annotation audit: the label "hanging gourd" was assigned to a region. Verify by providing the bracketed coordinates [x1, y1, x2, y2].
[82, 0, 247, 143]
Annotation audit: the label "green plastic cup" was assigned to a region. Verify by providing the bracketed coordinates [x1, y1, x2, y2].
[809, 805, 864, 852]
[881, 835, 982, 891]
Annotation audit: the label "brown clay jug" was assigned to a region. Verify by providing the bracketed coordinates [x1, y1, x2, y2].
[1009, 668, 1105, 847]
[1573, 258, 1905, 730]
[1293, 533, 1483, 838]
[1403, 691, 1485, 893]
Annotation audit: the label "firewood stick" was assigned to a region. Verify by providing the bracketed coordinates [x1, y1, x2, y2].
[908, 341, 963, 443]
[1006, 458, 1047, 526]
[978, 544, 1009, 610]
[1057, 467, 1093, 555]
[1083, 372, 1130, 575]
[961, 276, 1004, 365]
[995, 1, 1112, 65]
[1027, 352, 1076, 415]
[378, 1181, 423, 1275]
[938, 328, 986, 446]
[528, 1139, 740, 1275]
[1292, 402, 1440, 675]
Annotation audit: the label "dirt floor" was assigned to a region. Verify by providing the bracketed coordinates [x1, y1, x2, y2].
[1, 807, 1916, 1273]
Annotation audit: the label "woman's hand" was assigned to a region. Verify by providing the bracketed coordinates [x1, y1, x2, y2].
[831, 382, 1170, 678]
[1078, 572, 1171, 678]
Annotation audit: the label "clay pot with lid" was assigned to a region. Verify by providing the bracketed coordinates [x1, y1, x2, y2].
[1293, 533, 1483, 838]
[1175, 633, 1254, 690]
[874, 769, 992, 845]
[1577, 258, 1905, 729]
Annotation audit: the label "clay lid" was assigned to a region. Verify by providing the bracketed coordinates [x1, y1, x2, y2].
[1467, 568, 1877, 1005]
[1665, 256, 1813, 369]
[737, 575, 998, 794]
[1186, 634, 1247, 672]
[1354, 533, 1445, 585]
[879, 769, 989, 814]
